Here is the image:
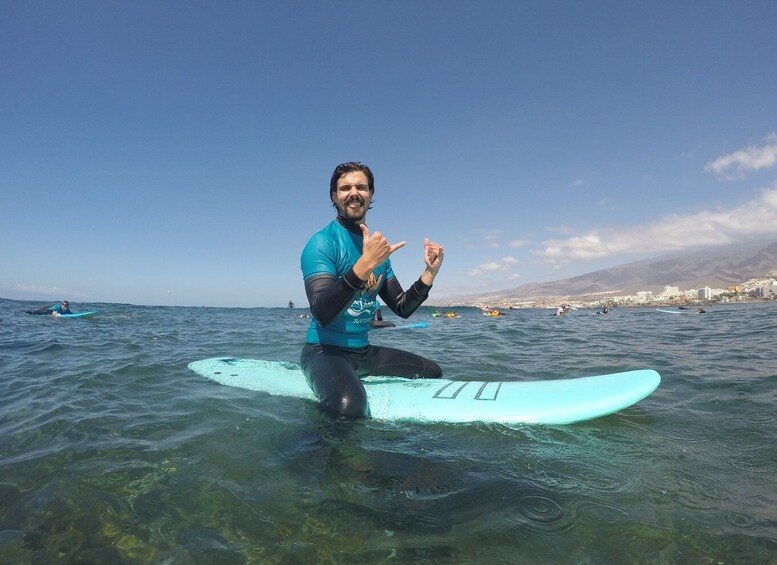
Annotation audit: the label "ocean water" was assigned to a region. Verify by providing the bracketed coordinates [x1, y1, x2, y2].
[1, 297, 776, 564]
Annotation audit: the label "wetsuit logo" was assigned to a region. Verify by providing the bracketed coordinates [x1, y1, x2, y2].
[347, 296, 377, 319]
[346, 272, 382, 319]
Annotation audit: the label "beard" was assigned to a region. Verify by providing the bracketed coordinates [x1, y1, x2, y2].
[336, 195, 367, 223]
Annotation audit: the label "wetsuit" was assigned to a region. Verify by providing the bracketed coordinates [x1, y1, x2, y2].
[300, 215, 442, 417]
[50, 304, 72, 315]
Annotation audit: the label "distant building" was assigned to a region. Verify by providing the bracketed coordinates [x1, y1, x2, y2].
[636, 291, 653, 303]
[753, 281, 777, 299]
[657, 286, 680, 299]
[698, 287, 712, 300]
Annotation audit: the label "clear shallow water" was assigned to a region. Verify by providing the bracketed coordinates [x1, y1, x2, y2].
[1, 298, 776, 563]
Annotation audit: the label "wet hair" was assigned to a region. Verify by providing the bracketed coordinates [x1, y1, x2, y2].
[329, 162, 375, 209]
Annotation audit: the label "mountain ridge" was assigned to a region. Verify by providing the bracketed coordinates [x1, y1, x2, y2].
[437, 240, 777, 305]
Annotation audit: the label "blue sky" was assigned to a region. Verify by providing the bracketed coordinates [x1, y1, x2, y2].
[2, 1, 776, 307]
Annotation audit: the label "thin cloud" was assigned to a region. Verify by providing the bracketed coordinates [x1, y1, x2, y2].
[535, 186, 777, 265]
[468, 256, 518, 276]
[482, 229, 501, 248]
[5, 284, 90, 301]
[14, 284, 71, 296]
[705, 134, 777, 180]
[508, 239, 529, 248]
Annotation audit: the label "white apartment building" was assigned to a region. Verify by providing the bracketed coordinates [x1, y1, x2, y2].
[657, 286, 681, 299]
[635, 291, 654, 303]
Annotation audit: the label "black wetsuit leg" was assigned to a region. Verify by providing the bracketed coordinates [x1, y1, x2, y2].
[25, 306, 53, 315]
[361, 345, 442, 379]
[300, 343, 442, 418]
[301, 344, 369, 418]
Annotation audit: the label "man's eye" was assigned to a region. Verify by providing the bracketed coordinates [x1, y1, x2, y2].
[338, 184, 369, 191]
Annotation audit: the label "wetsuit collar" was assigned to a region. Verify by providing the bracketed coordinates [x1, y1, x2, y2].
[336, 215, 364, 236]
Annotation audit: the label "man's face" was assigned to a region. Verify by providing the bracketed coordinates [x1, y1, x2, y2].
[332, 171, 372, 223]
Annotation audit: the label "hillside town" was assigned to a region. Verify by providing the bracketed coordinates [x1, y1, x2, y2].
[467, 273, 777, 311]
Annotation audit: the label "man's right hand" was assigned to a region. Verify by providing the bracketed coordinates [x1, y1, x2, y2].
[353, 224, 406, 281]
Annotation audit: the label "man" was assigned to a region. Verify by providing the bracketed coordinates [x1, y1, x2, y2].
[26, 300, 72, 315]
[300, 162, 444, 418]
[51, 300, 72, 315]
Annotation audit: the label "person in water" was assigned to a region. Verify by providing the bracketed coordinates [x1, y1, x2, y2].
[27, 300, 72, 315]
[300, 161, 444, 418]
[370, 305, 395, 329]
[52, 300, 73, 315]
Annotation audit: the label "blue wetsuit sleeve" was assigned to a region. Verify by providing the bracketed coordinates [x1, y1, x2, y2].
[379, 276, 431, 319]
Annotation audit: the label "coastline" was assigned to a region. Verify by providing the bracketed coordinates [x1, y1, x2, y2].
[432, 274, 777, 310]
[432, 296, 776, 310]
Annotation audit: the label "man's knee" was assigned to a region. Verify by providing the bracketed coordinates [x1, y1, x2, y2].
[426, 360, 443, 379]
[311, 370, 369, 418]
[327, 390, 369, 418]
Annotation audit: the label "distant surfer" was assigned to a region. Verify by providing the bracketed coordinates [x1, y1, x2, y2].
[433, 311, 459, 318]
[26, 300, 72, 316]
[288, 300, 295, 308]
[370, 305, 395, 329]
[299, 161, 444, 418]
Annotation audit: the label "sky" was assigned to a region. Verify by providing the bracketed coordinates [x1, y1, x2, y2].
[2, 1, 777, 308]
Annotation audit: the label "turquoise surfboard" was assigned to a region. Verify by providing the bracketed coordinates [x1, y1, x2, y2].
[27, 311, 98, 318]
[385, 321, 429, 330]
[188, 358, 660, 425]
[56, 311, 98, 318]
